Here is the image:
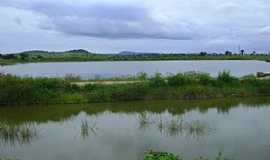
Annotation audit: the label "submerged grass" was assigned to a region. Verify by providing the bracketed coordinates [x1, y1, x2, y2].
[0, 71, 270, 105]
[0, 122, 37, 146]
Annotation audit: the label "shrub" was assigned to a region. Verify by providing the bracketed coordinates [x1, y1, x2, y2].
[197, 73, 215, 86]
[149, 73, 166, 87]
[0, 75, 73, 104]
[137, 72, 148, 81]
[64, 74, 82, 82]
[217, 71, 239, 86]
[167, 73, 189, 86]
[0, 72, 270, 105]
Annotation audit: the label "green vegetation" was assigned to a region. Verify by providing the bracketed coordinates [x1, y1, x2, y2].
[1, 98, 269, 125]
[144, 151, 233, 160]
[138, 113, 211, 137]
[0, 71, 270, 105]
[144, 151, 180, 160]
[0, 49, 270, 65]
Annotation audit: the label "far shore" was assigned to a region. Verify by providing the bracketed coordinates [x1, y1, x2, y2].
[1, 51, 270, 65]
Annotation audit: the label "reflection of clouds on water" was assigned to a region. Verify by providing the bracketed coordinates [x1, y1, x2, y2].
[3, 61, 270, 79]
[0, 122, 38, 147]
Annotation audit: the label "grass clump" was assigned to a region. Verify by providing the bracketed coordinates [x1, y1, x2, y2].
[144, 151, 233, 160]
[144, 151, 181, 160]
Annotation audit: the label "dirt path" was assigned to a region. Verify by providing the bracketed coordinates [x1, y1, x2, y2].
[71, 80, 142, 86]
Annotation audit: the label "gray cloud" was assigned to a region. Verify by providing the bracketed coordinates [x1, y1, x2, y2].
[1, 0, 270, 52]
[0, 0, 200, 40]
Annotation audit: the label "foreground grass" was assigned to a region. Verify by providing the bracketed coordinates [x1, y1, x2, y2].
[0, 72, 270, 105]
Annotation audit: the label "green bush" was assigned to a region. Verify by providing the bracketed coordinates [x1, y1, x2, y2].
[144, 151, 180, 160]
[0, 75, 74, 104]
[149, 73, 167, 87]
[0, 72, 270, 105]
[167, 73, 190, 86]
[217, 71, 239, 86]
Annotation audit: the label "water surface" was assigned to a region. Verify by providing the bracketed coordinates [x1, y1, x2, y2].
[1, 98, 270, 160]
[1, 60, 270, 79]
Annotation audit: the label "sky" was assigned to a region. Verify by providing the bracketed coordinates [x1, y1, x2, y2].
[0, 0, 270, 53]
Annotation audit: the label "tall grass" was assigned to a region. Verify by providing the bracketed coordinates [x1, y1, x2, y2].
[0, 72, 270, 105]
[0, 74, 78, 104]
[0, 122, 37, 145]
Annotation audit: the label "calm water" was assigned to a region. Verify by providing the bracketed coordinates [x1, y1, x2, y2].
[1, 98, 270, 160]
[1, 60, 270, 79]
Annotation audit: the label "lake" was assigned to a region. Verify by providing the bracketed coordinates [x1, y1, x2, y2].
[1, 98, 270, 160]
[1, 60, 270, 79]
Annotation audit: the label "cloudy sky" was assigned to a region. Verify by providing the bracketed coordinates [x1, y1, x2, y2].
[0, 0, 270, 53]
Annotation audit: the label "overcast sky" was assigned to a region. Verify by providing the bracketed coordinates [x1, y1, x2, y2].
[1, 0, 270, 53]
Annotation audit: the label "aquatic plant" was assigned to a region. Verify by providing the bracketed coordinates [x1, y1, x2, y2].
[144, 151, 234, 160]
[158, 117, 211, 138]
[144, 151, 181, 160]
[138, 112, 152, 130]
[0, 122, 38, 146]
[167, 117, 184, 136]
[80, 119, 98, 139]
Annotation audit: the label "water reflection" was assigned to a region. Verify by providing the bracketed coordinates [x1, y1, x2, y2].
[3, 61, 270, 78]
[138, 112, 153, 131]
[1, 98, 269, 124]
[137, 113, 212, 138]
[80, 119, 98, 139]
[0, 122, 38, 146]
[0, 98, 270, 160]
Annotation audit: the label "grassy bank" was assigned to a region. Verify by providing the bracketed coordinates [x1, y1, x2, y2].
[0, 72, 270, 105]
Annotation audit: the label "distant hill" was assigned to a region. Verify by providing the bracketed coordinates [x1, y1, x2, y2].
[19, 50, 50, 55]
[65, 49, 91, 54]
[119, 51, 159, 55]
[18, 49, 92, 55]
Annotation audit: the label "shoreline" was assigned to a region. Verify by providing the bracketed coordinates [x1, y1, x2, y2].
[1, 54, 270, 65]
[1, 72, 270, 105]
